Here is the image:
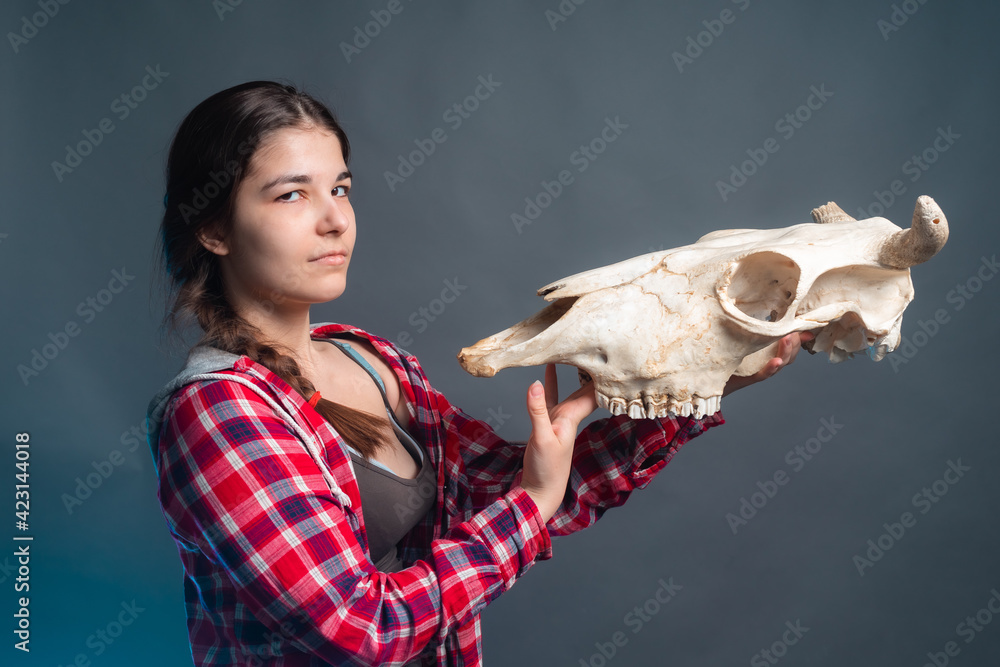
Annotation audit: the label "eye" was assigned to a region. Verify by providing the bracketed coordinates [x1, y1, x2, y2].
[333, 185, 350, 197]
[276, 190, 302, 203]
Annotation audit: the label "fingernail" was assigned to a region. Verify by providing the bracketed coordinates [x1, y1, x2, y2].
[530, 381, 543, 397]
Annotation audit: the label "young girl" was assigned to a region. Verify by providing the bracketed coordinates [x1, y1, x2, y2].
[146, 80, 809, 666]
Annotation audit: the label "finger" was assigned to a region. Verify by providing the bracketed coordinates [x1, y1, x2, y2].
[527, 380, 557, 444]
[563, 376, 597, 406]
[776, 334, 798, 362]
[552, 382, 599, 429]
[544, 363, 559, 410]
[782, 334, 800, 365]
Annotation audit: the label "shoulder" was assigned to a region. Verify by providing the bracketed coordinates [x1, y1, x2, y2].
[161, 369, 291, 437]
[157, 371, 323, 479]
[311, 321, 416, 358]
[310, 321, 424, 378]
[308, 323, 456, 426]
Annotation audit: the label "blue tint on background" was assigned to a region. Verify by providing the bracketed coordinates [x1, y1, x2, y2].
[2, 1, 998, 665]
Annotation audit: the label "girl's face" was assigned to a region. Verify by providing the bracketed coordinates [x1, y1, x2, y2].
[199, 126, 356, 316]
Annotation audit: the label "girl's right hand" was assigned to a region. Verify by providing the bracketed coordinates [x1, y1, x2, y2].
[518, 364, 597, 523]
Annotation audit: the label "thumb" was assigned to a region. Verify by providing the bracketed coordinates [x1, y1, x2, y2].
[526, 381, 556, 443]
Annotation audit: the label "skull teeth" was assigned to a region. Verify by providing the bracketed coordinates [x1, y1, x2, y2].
[596, 391, 721, 419]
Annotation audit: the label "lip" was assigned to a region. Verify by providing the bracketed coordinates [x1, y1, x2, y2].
[311, 251, 347, 265]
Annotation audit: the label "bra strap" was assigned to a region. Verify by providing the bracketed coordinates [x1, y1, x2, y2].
[328, 340, 386, 393]
[314, 337, 424, 466]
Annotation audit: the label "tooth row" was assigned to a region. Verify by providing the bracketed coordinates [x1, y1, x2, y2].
[596, 391, 722, 419]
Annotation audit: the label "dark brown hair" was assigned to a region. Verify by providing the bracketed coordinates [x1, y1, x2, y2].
[154, 80, 391, 459]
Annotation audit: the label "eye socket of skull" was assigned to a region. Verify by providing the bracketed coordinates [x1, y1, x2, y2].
[723, 251, 800, 322]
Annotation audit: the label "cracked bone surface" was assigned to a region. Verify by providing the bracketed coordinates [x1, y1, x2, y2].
[457, 195, 949, 419]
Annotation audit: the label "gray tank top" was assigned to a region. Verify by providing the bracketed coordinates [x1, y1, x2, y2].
[314, 337, 436, 575]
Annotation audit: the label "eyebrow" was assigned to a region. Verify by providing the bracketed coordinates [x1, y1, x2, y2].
[259, 170, 352, 193]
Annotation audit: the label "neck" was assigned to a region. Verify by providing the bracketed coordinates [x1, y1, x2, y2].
[227, 291, 325, 379]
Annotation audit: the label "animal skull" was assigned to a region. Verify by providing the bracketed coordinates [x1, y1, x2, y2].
[457, 195, 949, 419]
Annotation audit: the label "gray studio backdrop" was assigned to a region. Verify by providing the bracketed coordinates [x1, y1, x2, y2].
[2, 1, 998, 665]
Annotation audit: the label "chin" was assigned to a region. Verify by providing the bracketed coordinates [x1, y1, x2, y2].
[317, 283, 347, 302]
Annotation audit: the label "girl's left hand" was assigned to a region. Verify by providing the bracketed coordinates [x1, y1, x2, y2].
[517, 364, 599, 522]
[722, 331, 815, 397]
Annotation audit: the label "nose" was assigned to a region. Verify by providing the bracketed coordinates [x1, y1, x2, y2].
[320, 191, 352, 235]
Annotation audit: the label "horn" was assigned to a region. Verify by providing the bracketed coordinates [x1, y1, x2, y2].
[811, 202, 856, 224]
[878, 195, 949, 269]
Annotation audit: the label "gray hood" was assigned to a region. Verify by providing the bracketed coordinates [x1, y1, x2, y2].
[146, 334, 354, 507]
[145, 344, 241, 472]
[144, 337, 352, 508]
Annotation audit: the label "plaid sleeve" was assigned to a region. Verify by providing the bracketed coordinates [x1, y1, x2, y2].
[391, 350, 533, 518]
[545, 412, 725, 536]
[156, 378, 551, 667]
[426, 387, 532, 516]
[417, 369, 724, 539]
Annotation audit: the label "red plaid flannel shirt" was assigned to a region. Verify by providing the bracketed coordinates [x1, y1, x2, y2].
[151, 322, 724, 666]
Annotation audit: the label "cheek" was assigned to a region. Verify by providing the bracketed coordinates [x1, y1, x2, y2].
[234, 240, 278, 282]
[227, 214, 271, 259]
[245, 220, 298, 259]
[232, 229, 299, 284]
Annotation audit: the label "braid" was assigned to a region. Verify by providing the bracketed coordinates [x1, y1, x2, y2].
[169, 263, 393, 460]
